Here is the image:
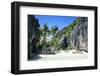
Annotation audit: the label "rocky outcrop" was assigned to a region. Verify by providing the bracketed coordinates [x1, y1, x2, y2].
[57, 17, 88, 52]
[28, 15, 40, 59]
[69, 17, 88, 52]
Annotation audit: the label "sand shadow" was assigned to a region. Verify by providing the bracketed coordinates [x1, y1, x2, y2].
[28, 53, 42, 61]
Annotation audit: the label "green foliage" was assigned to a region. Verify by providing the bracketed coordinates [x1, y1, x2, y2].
[51, 37, 58, 46]
[56, 17, 80, 39]
[51, 25, 59, 36]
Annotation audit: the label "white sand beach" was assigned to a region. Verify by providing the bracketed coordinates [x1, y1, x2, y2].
[31, 50, 88, 61]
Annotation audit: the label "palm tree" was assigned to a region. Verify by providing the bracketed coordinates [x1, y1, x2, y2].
[41, 23, 50, 48]
[51, 25, 59, 36]
[50, 25, 59, 50]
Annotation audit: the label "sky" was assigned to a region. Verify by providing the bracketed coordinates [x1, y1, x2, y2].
[34, 15, 77, 30]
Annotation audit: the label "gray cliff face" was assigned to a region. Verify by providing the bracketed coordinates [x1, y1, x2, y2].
[28, 15, 40, 58]
[70, 17, 88, 52]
